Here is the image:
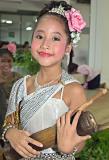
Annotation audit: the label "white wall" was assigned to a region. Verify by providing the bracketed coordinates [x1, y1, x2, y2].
[101, 1, 109, 86]
[89, 0, 109, 87]
[71, 1, 90, 65]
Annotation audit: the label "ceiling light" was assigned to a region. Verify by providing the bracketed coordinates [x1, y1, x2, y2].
[26, 26, 32, 31]
[35, 19, 37, 22]
[1, 19, 6, 23]
[6, 20, 13, 24]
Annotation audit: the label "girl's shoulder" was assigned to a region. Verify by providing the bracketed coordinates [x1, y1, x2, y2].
[64, 82, 86, 110]
[64, 81, 85, 98]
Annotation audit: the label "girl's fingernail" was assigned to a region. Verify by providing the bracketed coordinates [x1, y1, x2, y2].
[39, 144, 43, 147]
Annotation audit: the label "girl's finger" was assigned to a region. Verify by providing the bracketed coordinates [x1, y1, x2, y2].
[71, 111, 82, 128]
[57, 118, 61, 129]
[28, 137, 43, 148]
[65, 110, 72, 124]
[16, 150, 28, 158]
[80, 135, 91, 141]
[15, 145, 31, 158]
[60, 114, 66, 127]
[25, 143, 40, 156]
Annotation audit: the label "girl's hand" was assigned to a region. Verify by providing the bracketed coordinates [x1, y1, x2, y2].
[5, 128, 43, 158]
[57, 110, 91, 154]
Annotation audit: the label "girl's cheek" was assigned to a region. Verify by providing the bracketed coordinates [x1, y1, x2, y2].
[31, 41, 39, 53]
[31, 41, 37, 48]
[55, 43, 67, 57]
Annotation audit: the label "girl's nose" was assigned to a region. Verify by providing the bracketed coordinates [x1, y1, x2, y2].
[41, 38, 50, 49]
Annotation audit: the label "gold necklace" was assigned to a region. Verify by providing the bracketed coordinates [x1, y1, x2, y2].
[34, 72, 62, 89]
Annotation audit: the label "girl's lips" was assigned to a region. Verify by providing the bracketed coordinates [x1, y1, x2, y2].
[39, 51, 52, 57]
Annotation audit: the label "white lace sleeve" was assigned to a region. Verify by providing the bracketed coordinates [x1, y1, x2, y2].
[6, 77, 24, 116]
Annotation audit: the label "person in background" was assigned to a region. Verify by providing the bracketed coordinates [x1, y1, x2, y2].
[0, 42, 22, 99]
[23, 41, 30, 52]
[68, 61, 101, 89]
[77, 64, 101, 89]
[2, 1, 91, 160]
[68, 43, 101, 89]
[0, 41, 9, 49]
[0, 43, 22, 139]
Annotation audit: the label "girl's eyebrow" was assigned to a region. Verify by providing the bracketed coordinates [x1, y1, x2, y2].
[53, 32, 63, 37]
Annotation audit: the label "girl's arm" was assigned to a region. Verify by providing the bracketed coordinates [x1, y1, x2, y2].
[2, 108, 43, 158]
[69, 82, 87, 110]
[57, 83, 90, 154]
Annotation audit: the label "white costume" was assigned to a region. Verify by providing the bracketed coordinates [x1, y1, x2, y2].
[6, 70, 79, 160]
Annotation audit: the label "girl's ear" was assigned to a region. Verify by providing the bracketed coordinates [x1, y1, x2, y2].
[65, 43, 72, 55]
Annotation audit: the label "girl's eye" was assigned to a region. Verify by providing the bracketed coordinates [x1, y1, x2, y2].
[52, 36, 60, 41]
[35, 34, 43, 39]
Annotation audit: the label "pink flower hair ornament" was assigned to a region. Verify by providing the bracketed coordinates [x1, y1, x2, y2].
[49, 5, 86, 45]
[7, 43, 16, 54]
[65, 8, 86, 45]
[65, 8, 86, 33]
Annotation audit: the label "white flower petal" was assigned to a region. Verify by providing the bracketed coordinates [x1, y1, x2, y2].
[71, 32, 76, 38]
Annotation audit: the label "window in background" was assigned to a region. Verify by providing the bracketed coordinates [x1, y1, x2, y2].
[0, 14, 20, 44]
[21, 15, 36, 45]
[0, 14, 37, 45]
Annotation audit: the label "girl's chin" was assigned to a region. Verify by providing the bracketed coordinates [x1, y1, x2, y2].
[39, 63, 52, 67]
[38, 60, 53, 66]
[36, 57, 61, 67]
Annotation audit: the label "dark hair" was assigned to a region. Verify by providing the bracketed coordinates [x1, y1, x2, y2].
[0, 48, 13, 59]
[68, 62, 78, 74]
[68, 48, 78, 74]
[35, 1, 72, 43]
[23, 41, 29, 48]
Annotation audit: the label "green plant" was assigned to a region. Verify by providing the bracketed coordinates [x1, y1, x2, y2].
[14, 49, 40, 75]
[76, 129, 109, 160]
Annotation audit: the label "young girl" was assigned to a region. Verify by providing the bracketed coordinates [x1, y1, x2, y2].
[2, 1, 91, 159]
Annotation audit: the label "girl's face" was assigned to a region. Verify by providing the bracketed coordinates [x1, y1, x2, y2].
[31, 15, 71, 67]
